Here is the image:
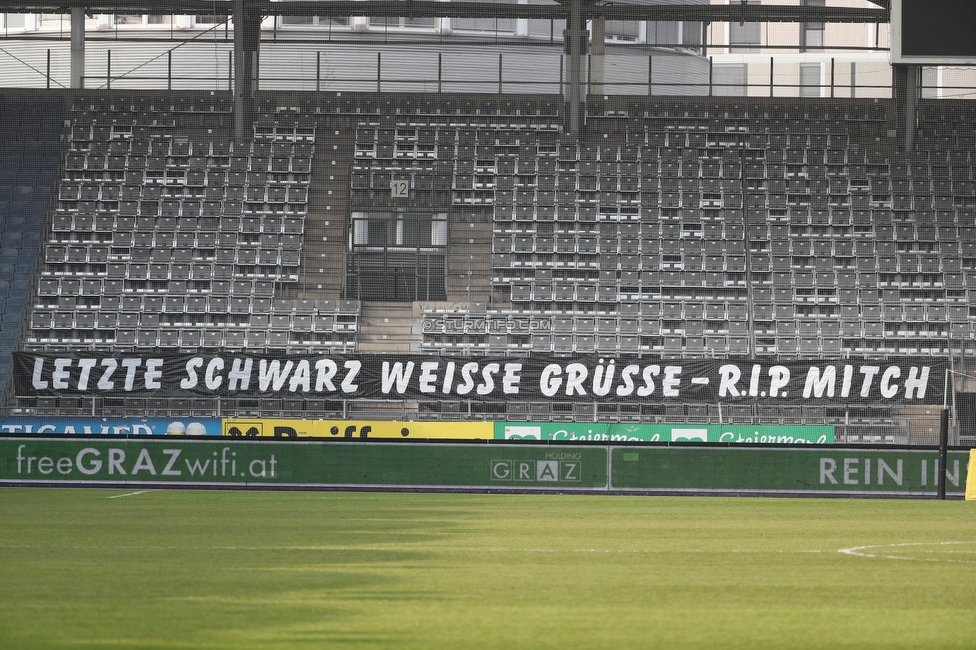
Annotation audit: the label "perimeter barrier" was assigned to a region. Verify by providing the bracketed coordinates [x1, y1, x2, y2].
[0, 437, 968, 497]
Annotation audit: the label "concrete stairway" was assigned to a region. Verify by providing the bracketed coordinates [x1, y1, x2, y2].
[297, 117, 354, 300]
[446, 205, 494, 303]
[356, 301, 422, 353]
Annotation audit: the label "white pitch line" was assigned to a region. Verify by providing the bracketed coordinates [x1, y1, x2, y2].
[106, 490, 154, 499]
[0, 543, 825, 555]
[839, 541, 976, 565]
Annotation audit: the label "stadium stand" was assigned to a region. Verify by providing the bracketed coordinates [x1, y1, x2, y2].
[415, 96, 956, 362]
[5, 88, 975, 440]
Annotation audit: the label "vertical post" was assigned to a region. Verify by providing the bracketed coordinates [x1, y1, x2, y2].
[233, 0, 260, 140]
[377, 52, 381, 93]
[233, 0, 243, 123]
[316, 51, 320, 92]
[590, 16, 605, 96]
[251, 50, 258, 92]
[708, 55, 713, 96]
[228, 51, 233, 91]
[769, 56, 774, 97]
[850, 61, 856, 98]
[830, 57, 835, 98]
[567, 0, 583, 135]
[167, 50, 172, 90]
[438, 52, 442, 94]
[46, 49, 50, 89]
[905, 65, 918, 151]
[950, 352, 960, 446]
[559, 55, 564, 96]
[647, 55, 653, 97]
[106, 50, 111, 90]
[498, 53, 503, 95]
[586, 51, 592, 97]
[938, 407, 950, 500]
[70, 6, 85, 89]
[938, 369, 951, 499]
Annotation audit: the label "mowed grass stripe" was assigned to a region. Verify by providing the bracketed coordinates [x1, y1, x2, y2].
[1, 488, 974, 650]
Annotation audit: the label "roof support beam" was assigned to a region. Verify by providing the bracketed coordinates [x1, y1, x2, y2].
[0, 2, 888, 24]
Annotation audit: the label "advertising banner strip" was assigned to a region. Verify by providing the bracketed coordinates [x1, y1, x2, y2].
[0, 438, 966, 496]
[14, 352, 947, 406]
[494, 422, 835, 444]
[0, 417, 223, 437]
[222, 419, 493, 440]
[610, 447, 969, 496]
[0, 438, 607, 489]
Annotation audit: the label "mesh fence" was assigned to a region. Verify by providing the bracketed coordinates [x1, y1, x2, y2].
[0, 3, 973, 446]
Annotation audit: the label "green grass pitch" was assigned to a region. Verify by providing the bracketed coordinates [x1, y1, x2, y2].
[1, 488, 975, 649]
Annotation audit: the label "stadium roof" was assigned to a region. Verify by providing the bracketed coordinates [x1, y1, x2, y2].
[0, 1, 889, 24]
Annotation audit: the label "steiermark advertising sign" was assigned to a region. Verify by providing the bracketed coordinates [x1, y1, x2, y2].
[496, 422, 834, 444]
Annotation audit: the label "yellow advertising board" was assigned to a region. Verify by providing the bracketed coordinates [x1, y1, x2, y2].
[967, 449, 976, 501]
[222, 419, 492, 440]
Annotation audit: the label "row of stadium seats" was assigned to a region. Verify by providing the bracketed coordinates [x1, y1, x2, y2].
[263, 94, 562, 119]
[591, 99, 887, 122]
[73, 94, 233, 114]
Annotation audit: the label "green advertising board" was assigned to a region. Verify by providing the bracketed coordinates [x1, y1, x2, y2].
[0, 438, 966, 496]
[494, 422, 834, 444]
[0, 438, 609, 490]
[610, 447, 969, 496]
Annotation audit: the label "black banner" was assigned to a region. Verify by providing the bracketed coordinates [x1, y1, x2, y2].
[13, 352, 948, 406]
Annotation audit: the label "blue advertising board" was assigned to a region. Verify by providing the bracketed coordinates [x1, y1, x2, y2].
[0, 417, 222, 437]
